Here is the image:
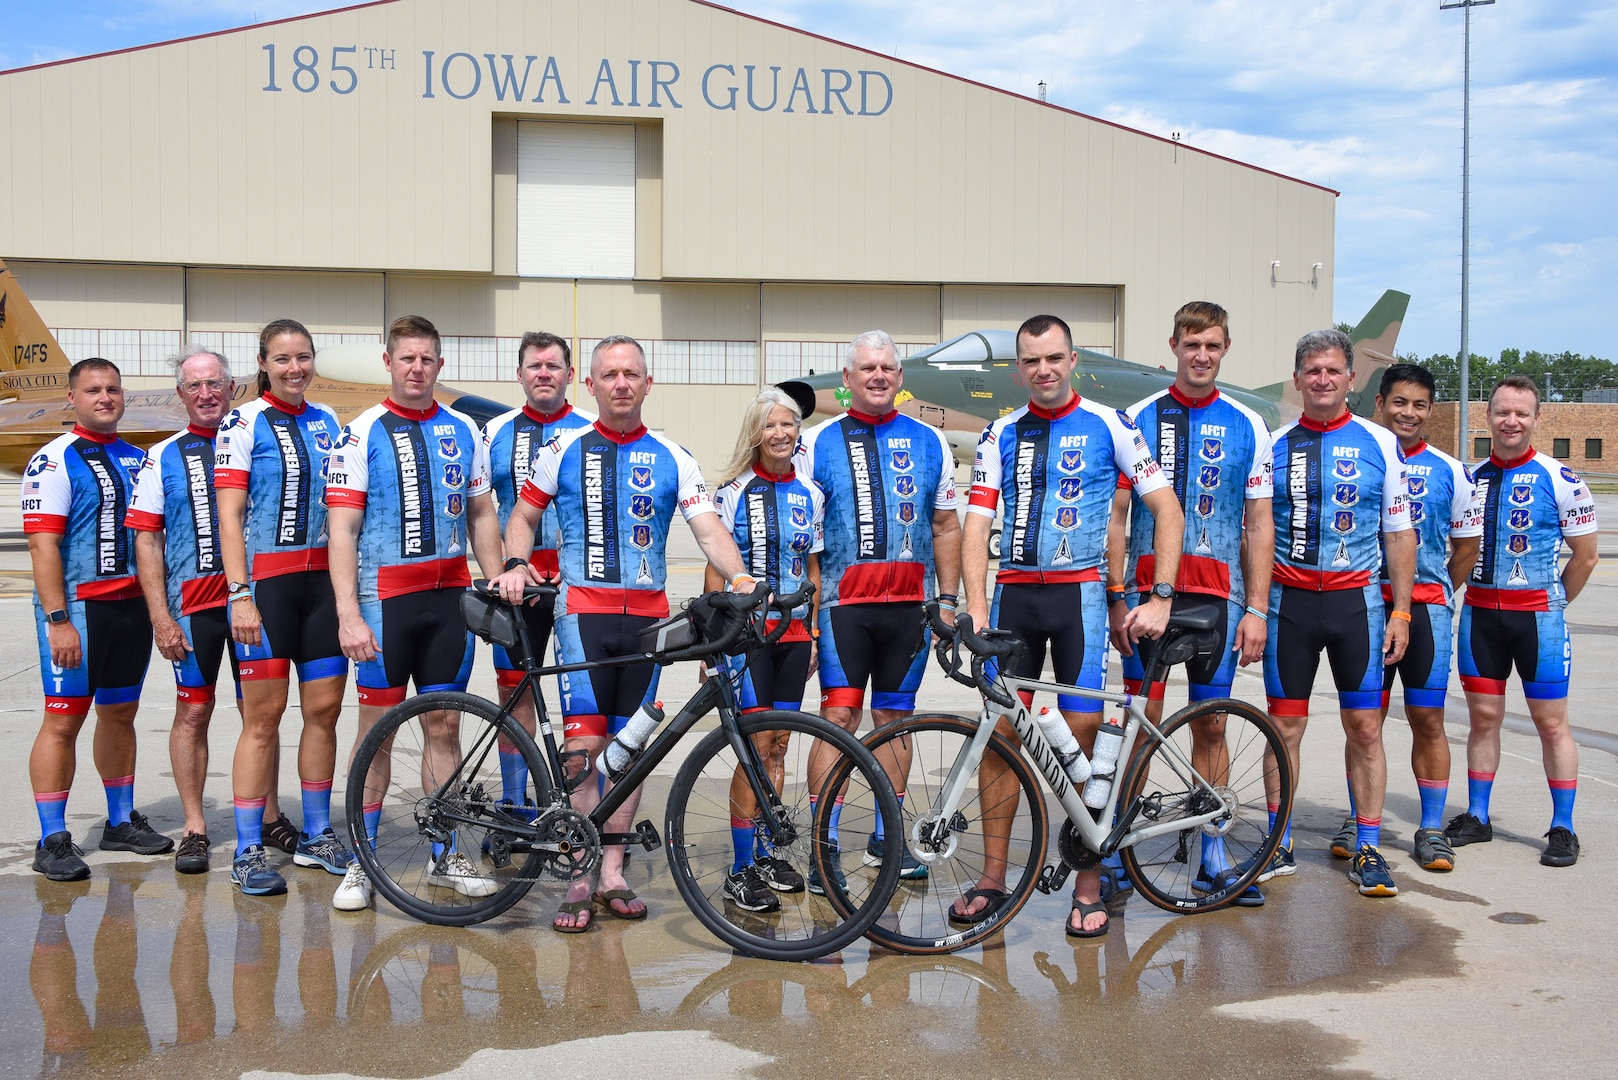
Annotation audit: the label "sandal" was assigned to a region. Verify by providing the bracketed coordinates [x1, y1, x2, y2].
[1066, 899, 1109, 939]
[553, 899, 593, 934]
[592, 888, 648, 920]
[263, 814, 300, 855]
[948, 887, 1008, 926]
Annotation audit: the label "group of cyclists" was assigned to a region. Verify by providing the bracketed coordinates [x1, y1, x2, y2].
[24, 302, 1596, 943]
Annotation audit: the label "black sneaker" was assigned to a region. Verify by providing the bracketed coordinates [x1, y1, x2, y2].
[754, 853, 806, 893]
[806, 843, 846, 897]
[174, 831, 211, 875]
[1444, 812, 1493, 847]
[99, 811, 175, 855]
[723, 864, 782, 912]
[34, 831, 90, 882]
[262, 813, 300, 855]
[865, 834, 929, 880]
[1540, 827, 1579, 867]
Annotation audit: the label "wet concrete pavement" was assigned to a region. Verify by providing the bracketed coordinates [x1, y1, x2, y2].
[1, 488, 1616, 1079]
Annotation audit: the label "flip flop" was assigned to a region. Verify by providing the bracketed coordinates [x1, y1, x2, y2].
[1066, 899, 1109, 939]
[592, 888, 648, 920]
[948, 886, 1008, 926]
[553, 899, 593, 934]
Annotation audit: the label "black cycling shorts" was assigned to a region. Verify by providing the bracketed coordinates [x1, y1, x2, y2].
[1263, 584, 1385, 714]
[816, 602, 928, 712]
[554, 612, 661, 738]
[173, 605, 242, 703]
[492, 591, 558, 683]
[990, 581, 1107, 714]
[356, 589, 475, 706]
[238, 571, 345, 682]
[728, 640, 814, 712]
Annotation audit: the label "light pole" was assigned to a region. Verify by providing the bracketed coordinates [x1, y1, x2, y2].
[1441, 0, 1494, 460]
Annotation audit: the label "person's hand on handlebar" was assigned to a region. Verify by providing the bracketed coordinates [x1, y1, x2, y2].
[492, 559, 538, 605]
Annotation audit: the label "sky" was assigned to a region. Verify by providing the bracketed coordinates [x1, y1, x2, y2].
[2, 0, 1613, 361]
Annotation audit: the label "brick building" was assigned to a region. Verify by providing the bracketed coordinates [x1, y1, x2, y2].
[1429, 401, 1618, 474]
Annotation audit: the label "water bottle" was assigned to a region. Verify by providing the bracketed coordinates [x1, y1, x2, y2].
[1081, 715, 1126, 809]
[595, 701, 665, 782]
[1035, 706, 1093, 786]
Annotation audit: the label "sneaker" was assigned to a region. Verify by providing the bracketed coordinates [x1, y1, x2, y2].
[333, 863, 374, 910]
[99, 811, 175, 855]
[754, 853, 806, 893]
[1413, 828, 1456, 872]
[1540, 827, 1580, 868]
[1192, 866, 1264, 908]
[723, 864, 782, 912]
[425, 851, 499, 898]
[174, 831, 211, 875]
[1444, 811, 1493, 847]
[1255, 844, 1296, 883]
[1347, 844, 1398, 897]
[293, 828, 355, 875]
[33, 831, 90, 882]
[1329, 816, 1358, 860]
[263, 813, 300, 855]
[865, 834, 929, 880]
[806, 843, 846, 897]
[231, 844, 288, 896]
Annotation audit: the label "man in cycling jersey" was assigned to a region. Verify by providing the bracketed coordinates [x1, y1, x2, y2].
[327, 315, 508, 910]
[961, 314, 1183, 937]
[1448, 375, 1597, 868]
[493, 335, 751, 932]
[1265, 329, 1415, 898]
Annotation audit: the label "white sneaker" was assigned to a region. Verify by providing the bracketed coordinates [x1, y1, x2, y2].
[425, 851, 499, 898]
[333, 863, 373, 911]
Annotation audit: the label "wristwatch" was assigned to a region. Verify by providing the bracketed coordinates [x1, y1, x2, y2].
[503, 557, 529, 573]
[47, 608, 69, 625]
[1151, 582, 1176, 601]
[1106, 589, 1127, 606]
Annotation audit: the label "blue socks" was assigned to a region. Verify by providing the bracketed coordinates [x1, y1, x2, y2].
[234, 796, 266, 857]
[362, 801, 382, 850]
[103, 774, 134, 826]
[1417, 778, 1448, 830]
[1467, 770, 1495, 822]
[301, 779, 333, 837]
[1355, 816, 1381, 850]
[731, 816, 755, 873]
[34, 791, 69, 841]
[499, 744, 530, 807]
[1549, 779, 1576, 831]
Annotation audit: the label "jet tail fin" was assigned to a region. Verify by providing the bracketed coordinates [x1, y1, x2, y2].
[1345, 290, 1410, 417]
[0, 258, 72, 402]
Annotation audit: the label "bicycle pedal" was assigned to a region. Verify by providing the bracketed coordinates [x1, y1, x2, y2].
[484, 834, 513, 869]
[634, 819, 661, 851]
[1035, 861, 1072, 895]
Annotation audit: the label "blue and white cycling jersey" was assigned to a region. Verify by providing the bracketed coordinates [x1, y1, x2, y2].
[1379, 439, 1478, 607]
[1270, 412, 1410, 590]
[1122, 387, 1272, 602]
[125, 425, 227, 615]
[214, 394, 340, 578]
[520, 421, 714, 618]
[968, 395, 1166, 581]
[325, 399, 490, 603]
[22, 426, 146, 601]
[713, 465, 825, 635]
[484, 402, 595, 579]
[1464, 449, 1596, 611]
[797, 410, 957, 607]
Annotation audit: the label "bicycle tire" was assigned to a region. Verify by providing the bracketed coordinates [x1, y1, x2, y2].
[1117, 697, 1291, 914]
[828, 713, 1048, 955]
[346, 691, 553, 926]
[664, 710, 902, 962]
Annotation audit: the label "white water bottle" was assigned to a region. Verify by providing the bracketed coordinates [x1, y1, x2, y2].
[1081, 715, 1126, 809]
[1036, 706, 1093, 786]
[595, 701, 665, 782]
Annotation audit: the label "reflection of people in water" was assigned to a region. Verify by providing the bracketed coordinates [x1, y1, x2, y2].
[563, 924, 640, 1019]
[170, 874, 217, 1046]
[90, 871, 153, 1069]
[232, 892, 281, 1034]
[296, 881, 338, 1028]
[30, 879, 91, 1076]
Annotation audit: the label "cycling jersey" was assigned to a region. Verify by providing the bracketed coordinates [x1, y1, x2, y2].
[214, 394, 340, 578]
[485, 403, 595, 580]
[520, 421, 713, 618]
[126, 425, 228, 615]
[1121, 387, 1272, 602]
[1463, 449, 1595, 612]
[22, 427, 146, 602]
[969, 395, 1166, 582]
[713, 465, 825, 638]
[798, 410, 957, 606]
[1270, 412, 1410, 589]
[1379, 440, 1478, 607]
[325, 399, 490, 603]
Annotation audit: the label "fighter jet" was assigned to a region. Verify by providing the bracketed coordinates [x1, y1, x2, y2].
[0, 257, 512, 474]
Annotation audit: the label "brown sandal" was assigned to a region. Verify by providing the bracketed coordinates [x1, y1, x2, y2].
[553, 899, 593, 933]
[592, 888, 648, 920]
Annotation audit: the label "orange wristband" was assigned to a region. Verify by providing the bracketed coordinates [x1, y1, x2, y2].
[1389, 610, 1412, 623]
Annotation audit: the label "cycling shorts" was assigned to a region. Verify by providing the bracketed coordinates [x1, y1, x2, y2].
[34, 597, 152, 714]
[173, 605, 242, 704]
[492, 590, 558, 689]
[1382, 601, 1452, 709]
[355, 589, 476, 707]
[554, 612, 661, 739]
[1122, 594, 1240, 702]
[989, 581, 1107, 714]
[817, 602, 928, 712]
[726, 634, 813, 713]
[1459, 605, 1570, 701]
[236, 571, 347, 683]
[1263, 583, 1384, 715]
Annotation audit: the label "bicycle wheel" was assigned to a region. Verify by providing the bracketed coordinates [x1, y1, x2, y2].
[346, 691, 553, 926]
[664, 710, 902, 962]
[1117, 697, 1291, 914]
[832, 714, 1047, 954]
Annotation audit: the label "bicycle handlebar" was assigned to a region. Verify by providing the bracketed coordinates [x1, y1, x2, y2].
[472, 579, 558, 602]
[923, 602, 1022, 710]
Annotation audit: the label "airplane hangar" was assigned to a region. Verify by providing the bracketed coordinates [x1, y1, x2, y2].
[0, 0, 1336, 468]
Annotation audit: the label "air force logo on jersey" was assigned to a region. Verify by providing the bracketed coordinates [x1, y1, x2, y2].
[630, 524, 654, 549]
[1198, 465, 1220, 490]
[1200, 438, 1223, 462]
[24, 455, 52, 477]
[629, 465, 654, 491]
[1196, 493, 1216, 518]
[1410, 501, 1426, 524]
[1561, 467, 1580, 484]
[438, 436, 460, 459]
[1054, 506, 1079, 530]
[1058, 476, 1083, 501]
[891, 450, 913, 472]
[1507, 534, 1530, 556]
[1508, 507, 1533, 531]
[1333, 458, 1359, 481]
[445, 493, 464, 518]
[314, 431, 335, 452]
[629, 494, 654, 520]
[790, 531, 812, 554]
[1334, 482, 1359, 507]
[894, 475, 917, 498]
[1407, 476, 1427, 498]
[1510, 485, 1534, 506]
[896, 501, 917, 524]
[442, 463, 464, 489]
[790, 506, 810, 529]
[1332, 510, 1356, 534]
[1059, 448, 1084, 473]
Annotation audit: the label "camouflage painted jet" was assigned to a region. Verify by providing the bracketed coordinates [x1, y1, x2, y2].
[778, 290, 1411, 467]
[0, 256, 512, 474]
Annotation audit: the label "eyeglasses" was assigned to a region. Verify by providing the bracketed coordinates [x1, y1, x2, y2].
[179, 379, 231, 394]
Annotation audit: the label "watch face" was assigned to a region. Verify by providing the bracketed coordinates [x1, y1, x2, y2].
[1153, 583, 1174, 600]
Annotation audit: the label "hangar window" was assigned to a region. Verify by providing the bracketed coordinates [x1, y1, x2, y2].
[579, 339, 757, 384]
[54, 327, 183, 377]
[1553, 438, 1571, 459]
[518, 122, 636, 279]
